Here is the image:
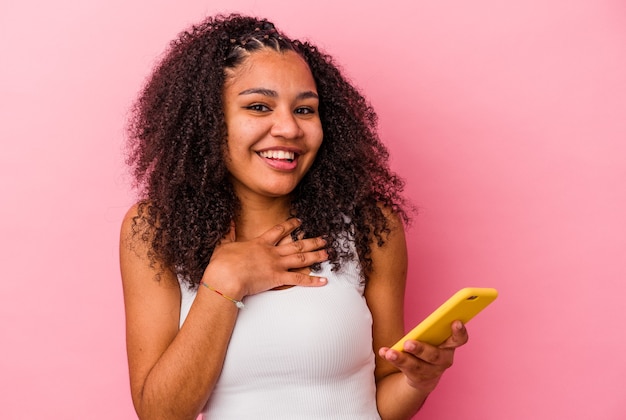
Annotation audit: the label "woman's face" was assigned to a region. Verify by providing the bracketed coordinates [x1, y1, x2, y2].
[222, 48, 323, 203]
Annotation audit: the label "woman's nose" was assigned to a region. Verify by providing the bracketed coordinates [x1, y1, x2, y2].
[270, 108, 303, 139]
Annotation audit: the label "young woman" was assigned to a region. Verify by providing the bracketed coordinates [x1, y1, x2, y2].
[120, 14, 468, 419]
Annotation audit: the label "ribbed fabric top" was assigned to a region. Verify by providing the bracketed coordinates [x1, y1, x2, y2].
[179, 250, 381, 419]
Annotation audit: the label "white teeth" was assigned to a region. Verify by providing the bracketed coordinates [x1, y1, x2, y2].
[259, 150, 295, 160]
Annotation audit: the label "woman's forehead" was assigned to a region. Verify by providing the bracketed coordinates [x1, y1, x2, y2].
[224, 49, 315, 93]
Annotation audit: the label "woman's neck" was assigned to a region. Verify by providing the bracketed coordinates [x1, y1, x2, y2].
[234, 195, 293, 241]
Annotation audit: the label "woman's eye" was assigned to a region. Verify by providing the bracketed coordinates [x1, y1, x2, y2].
[295, 107, 315, 115]
[246, 104, 270, 112]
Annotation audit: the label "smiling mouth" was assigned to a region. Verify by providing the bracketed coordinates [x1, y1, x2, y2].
[258, 150, 296, 163]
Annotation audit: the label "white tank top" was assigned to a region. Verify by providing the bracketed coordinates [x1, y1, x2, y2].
[179, 249, 381, 419]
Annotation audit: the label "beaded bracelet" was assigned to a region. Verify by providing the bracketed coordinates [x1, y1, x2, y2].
[201, 282, 245, 309]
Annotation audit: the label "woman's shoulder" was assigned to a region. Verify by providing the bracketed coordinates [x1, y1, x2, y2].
[120, 202, 179, 288]
[369, 207, 407, 262]
[121, 202, 141, 227]
[377, 201, 407, 226]
[119, 201, 159, 267]
[120, 201, 155, 239]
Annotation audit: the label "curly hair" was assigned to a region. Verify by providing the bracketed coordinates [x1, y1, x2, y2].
[126, 13, 410, 288]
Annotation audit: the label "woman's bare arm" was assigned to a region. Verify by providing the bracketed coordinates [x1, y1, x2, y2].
[365, 212, 468, 420]
[120, 207, 329, 419]
[121, 205, 241, 419]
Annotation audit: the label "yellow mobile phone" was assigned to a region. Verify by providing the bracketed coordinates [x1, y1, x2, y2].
[391, 287, 498, 351]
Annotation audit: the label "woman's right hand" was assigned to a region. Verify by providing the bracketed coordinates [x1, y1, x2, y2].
[201, 218, 329, 299]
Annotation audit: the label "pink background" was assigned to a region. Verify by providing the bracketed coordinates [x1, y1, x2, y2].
[1, 0, 625, 418]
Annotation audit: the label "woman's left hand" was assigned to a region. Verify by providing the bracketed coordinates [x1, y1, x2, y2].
[378, 321, 469, 393]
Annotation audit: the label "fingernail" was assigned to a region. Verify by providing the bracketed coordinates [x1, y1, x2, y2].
[388, 351, 398, 361]
[404, 341, 416, 352]
[319, 277, 327, 284]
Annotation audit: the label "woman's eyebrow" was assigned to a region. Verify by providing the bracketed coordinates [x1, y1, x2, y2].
[238, 88, 277, 97]
[297, 91, 319, 100]
[238, 88, 319, 100]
